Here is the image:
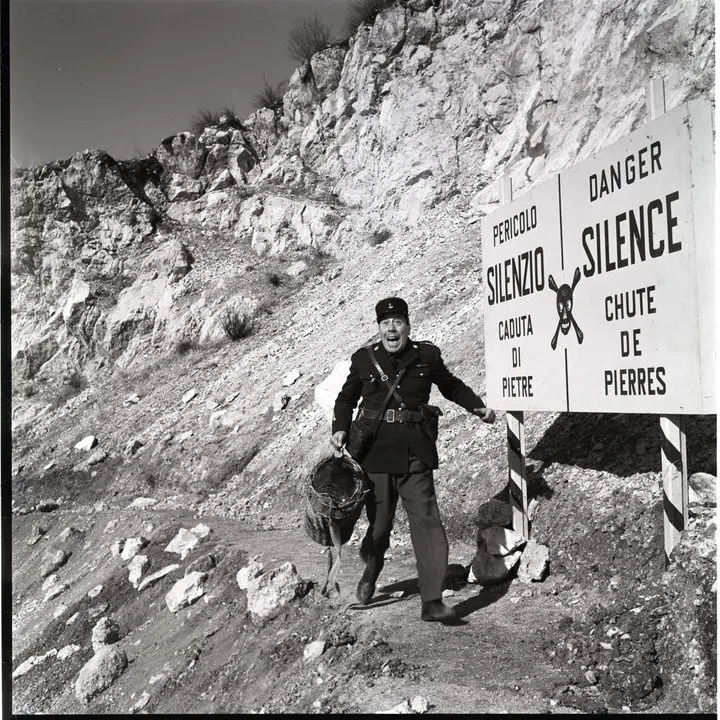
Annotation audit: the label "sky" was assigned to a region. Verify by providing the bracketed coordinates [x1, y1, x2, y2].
[10, 0, 351, 168]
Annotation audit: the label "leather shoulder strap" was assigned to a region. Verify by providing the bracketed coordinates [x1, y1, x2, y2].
[367, 345, 406, 405]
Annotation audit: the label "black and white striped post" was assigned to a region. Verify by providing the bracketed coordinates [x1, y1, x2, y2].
[500, 176, 530, 541]
[647, 78, 689, 565]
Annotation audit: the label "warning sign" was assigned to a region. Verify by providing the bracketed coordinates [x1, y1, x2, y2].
[482, 99, 715, 414]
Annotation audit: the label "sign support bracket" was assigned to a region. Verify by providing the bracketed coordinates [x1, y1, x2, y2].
[500, 176, 530, 541]
[647, 78, 689, 565]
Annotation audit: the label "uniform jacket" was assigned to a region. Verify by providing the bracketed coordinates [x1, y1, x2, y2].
[332, 339, 486, 473]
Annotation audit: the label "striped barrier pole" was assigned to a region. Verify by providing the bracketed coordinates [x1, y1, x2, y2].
[660, 415, 688, 565]
[500, 176, 530, 540]
[647, 78, 689, 564]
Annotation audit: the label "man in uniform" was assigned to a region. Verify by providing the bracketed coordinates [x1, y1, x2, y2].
[330, 297, 496, 623]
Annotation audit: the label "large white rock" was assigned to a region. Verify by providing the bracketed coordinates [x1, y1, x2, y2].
[517, 538, 550, 584]
[314, 360, 351, 424]
[478, 526, 526, 556]
[236, 561, 264, 590]
[75, 646, 128, 702]
[165, 571, 207, 613]
[137, 564, 179, 592]
[164, 528, 200, 559]
[245, 562, 305, 622]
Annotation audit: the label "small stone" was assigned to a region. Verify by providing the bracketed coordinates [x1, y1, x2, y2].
[128, 555, 149, 587]
[111, 540, 124, 557]
[36, 499, 59, 513]
[66, 612, 80, 625]
[165, 571, 207, 613]
[58, 526, 83, 542]
[42, 574, 58, 591]
[236, 561, 264, 590]
[87, 449, 108, 466]
[585, 670, 597, 684]
[88, 584, 103, 598]
[44, 583, 68, 602]
[186, 554, 216, 575]
[74, 435, 98, 452]
[410, 696, 429, 712]
[12, 650, 57, 678]
[125, 439, 144, 457]
[123, 394, 141, 405]
[282, 369, 301, 386]
[58, 644, 81, 660]
[189, 523, 211, 538]
[92, 616, 120, 650]
[53, 603, 69, 619]
[137, 565, 179, 592]
[303, 640, 326, 661]
[182, 389, 198, 404]
[121, 537, 149, 561]
[104, 520, 118, 534]
[164, 528, 199, 559]
[129, 497, 156, 509]
[131, 691, 151, 712]
[88, 603, 109, 619]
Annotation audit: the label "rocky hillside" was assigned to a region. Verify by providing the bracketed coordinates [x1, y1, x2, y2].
[10, 0, 716, 714]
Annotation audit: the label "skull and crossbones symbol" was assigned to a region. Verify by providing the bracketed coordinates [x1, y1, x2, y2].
[548, 266, 584, 350]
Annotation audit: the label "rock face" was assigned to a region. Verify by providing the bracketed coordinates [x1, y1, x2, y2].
[10, 0, 713, 385]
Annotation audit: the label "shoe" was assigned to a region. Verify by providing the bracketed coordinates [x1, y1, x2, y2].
[421, 599, 458, 623]
[356, 556, 384, 605]
[356, 566, 376, 604]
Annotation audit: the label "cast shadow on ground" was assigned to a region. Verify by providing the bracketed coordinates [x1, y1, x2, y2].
[525, 412, 716, 477]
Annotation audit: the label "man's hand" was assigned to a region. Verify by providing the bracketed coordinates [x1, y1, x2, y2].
[330, 431, 347, 450]
[473, 408, 496, 424]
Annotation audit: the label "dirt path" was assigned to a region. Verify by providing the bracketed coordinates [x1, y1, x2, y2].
[11, 505, 592, 714]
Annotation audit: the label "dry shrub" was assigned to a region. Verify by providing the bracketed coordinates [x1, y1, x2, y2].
[218, 307, 254, 340]
[287, 13, 332, 63]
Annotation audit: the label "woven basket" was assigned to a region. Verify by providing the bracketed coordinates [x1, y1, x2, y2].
[304, 452, 367, 547]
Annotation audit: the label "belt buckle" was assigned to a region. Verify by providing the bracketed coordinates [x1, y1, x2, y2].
[386, 409, 396, 423]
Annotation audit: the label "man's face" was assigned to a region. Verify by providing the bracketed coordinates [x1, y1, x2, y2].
[378, 316, 410, 354]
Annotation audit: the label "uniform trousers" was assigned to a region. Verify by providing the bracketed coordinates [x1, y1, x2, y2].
[362, 455, 448, 603]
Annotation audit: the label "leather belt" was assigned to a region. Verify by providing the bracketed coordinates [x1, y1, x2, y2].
[361, 408, 423, 423]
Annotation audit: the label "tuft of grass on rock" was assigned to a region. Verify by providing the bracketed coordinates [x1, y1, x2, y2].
[253, 79, 288, 112]
[287, 13, 332, 64]
[218, 307, 254, 341]
[344, 0, 392, 40]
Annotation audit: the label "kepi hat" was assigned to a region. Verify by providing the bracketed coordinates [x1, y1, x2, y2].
[375, 297, 409, 323]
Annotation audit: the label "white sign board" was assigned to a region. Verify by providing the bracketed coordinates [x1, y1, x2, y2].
[482, 99, 715, 414]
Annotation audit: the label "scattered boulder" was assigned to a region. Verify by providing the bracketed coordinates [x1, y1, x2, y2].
[40, 549, 70, 577]
[282, 368, 301, 386]
[12, 649, 57, 679]
[236, 561, 264, 590]
[314, 360, 351, 424]
[128, 555, 149, 587]
[182, 388, 198, 404]
[75, 645, 128, 702]
[688, 472, 716, 507]
[516, 538, 550, 583]
[468, 533, 523, 586]
[36, 499, 60, 513]
[121, 537, 149, 561]
[165, 571, 208, 612]
[474, 499, 513, 532]
[87, 449, 108, 466]
[26, 525, 47, 545]
[91, 616, 120, 651]
[125, 439, 144, 457]
[74, 436, 98, 452]
[57, 644, 81, 660]
[186, 553, 216, 575]
[272, 391, 291, 412]
[87, 584, 103, 598]
[88, 603, 109, 620]
[303, 640, 326, 661]
[44, 583, 69, 602]
[137, 564, 180, 592]
[164, 528, 200, 559]
[478, 526, 526, 555]
[245, 562, 308, 623]
[129, 496, 156, 509]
